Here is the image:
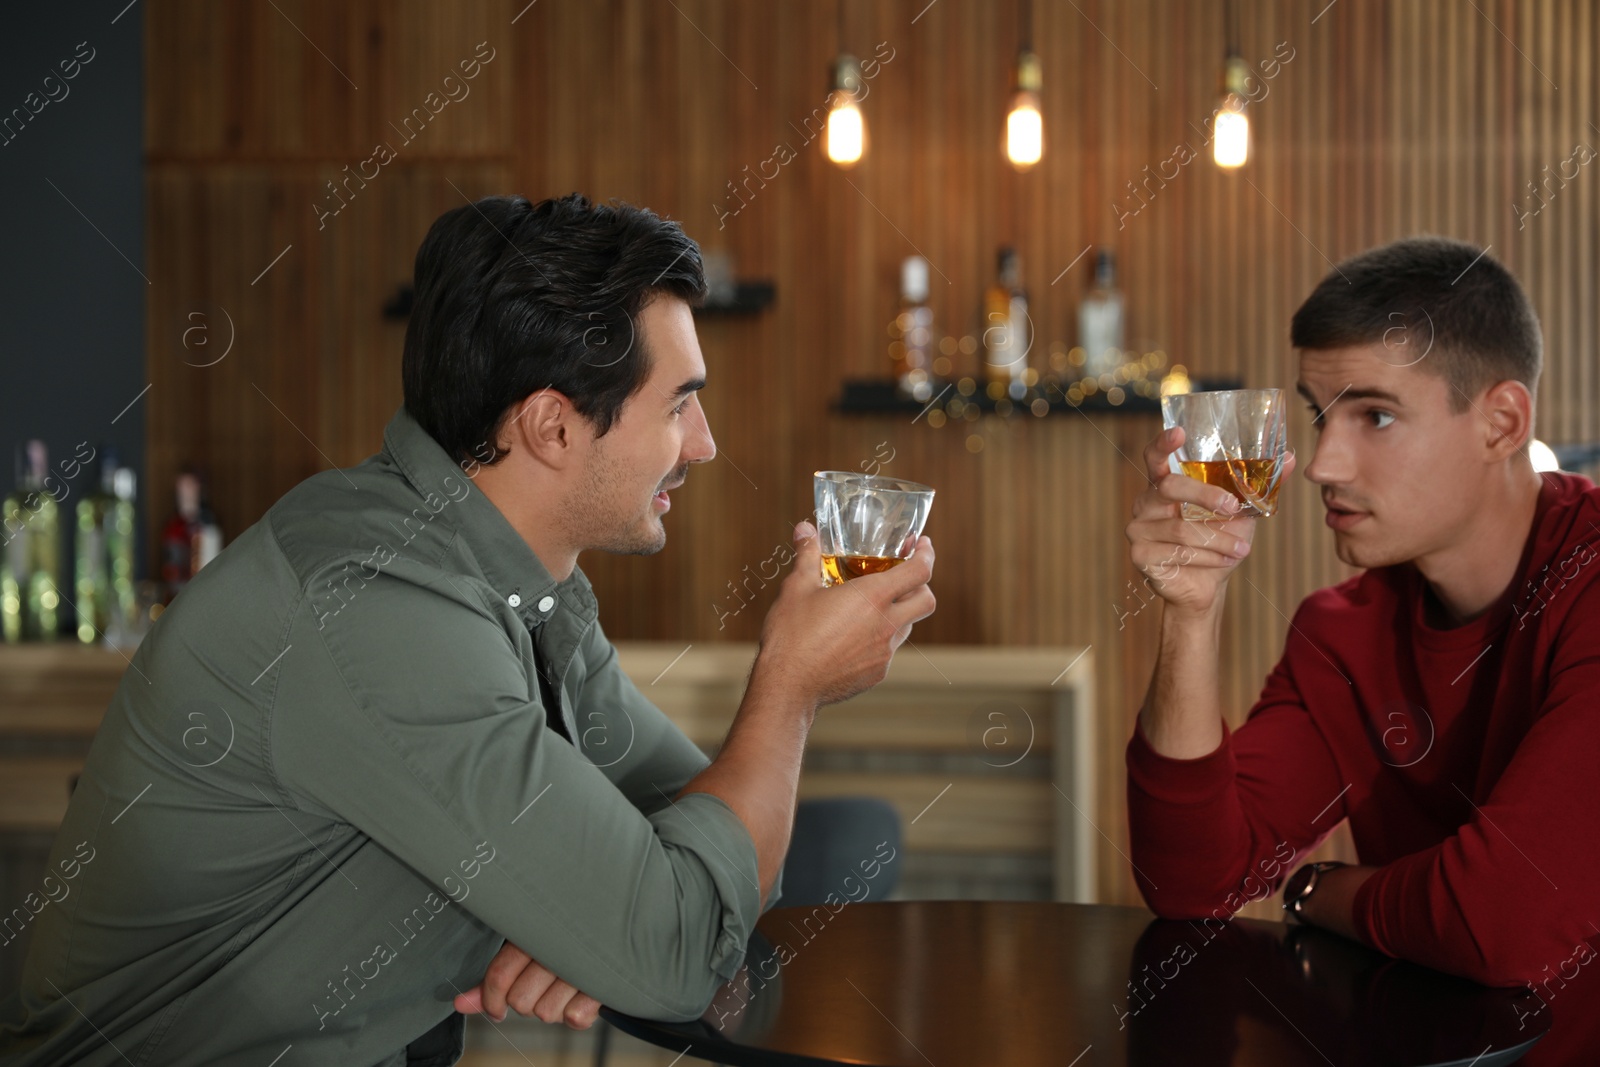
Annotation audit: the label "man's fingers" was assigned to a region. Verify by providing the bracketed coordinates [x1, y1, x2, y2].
[1131, 534, 1245, 575]
[888, 584, 936, 629]
[889, 586, 937, 648]
[1137, 545, 1241, 575]
[1128, 513, 1252, 560]
[533, 978, 580, 1025]
[505, 962, 561, 1018]
[858, 536, 935, 600]
[1130, 487, 1181, 523]
[478, 941, 531, 1021]
[787, 520, 821, 585]
[1159, 471, 1243, 516]
[564, 993, 602, 1030]
[1144, 427, 1183, 482]
[1166, 517, 1253, 557]
[915, 535, 935, 585]
[464, 943, 601, 1028]
[1129, 519, 1251, 564]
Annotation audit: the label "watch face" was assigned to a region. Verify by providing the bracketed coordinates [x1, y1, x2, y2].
[1284, 864, 1315, 903]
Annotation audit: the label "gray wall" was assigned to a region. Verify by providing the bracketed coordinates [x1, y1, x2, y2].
[0, 2, 146, 603]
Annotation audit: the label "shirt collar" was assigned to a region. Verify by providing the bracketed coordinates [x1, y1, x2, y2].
[380, 404, 597, 631]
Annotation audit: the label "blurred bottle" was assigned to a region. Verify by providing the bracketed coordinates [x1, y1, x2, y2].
[1079, 249, 1126, 380]
[892, 255, 935, 402]
[109, 467, 139, 633]
[75, 447, 137, 644]
[161, 470, 221, 603]
[2, 441, 62, 642]
[983, 247, 1030, 401]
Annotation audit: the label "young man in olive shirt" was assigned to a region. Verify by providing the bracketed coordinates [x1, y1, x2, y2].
[0, 194, 936, 1066]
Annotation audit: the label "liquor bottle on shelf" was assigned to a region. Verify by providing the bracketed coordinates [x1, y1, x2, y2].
[161, 469, 222, 603]
[2, 441, 62, 643]
[1, 447, 25, 643]
[1079, 249, 1125, 380]
[74, 448, 112, 643]
[892, 255, 936, 402]
[75, 447, 138, 644]
[983, 247, 1031, 401]
[195, 482, 222, 574]
[108, 465, 138, 635]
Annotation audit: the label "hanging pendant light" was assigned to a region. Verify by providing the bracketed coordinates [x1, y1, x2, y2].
[1005, 0, 1042, 169]
[826, 54, 866, 166]
[825, 2, 866, 167]
[1213, 0, 1249, 168]
[1006, 53, 1043, 168]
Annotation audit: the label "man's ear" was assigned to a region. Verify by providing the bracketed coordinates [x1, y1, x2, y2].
[501, 388, 580, 469]
[1477, 379, 1535, 462]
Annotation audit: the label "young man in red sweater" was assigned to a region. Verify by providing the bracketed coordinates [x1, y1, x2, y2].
[1124, 236, 1600, 1058]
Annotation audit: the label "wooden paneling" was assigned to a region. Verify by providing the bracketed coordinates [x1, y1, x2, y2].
[616, 641, 1094, 900]
[145, 1, 1600, 909]
[0, 642, 1093, 902]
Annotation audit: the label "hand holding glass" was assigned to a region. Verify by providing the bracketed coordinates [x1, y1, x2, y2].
[812, 472, 935, 586]
[1160, 388, 1288, 520]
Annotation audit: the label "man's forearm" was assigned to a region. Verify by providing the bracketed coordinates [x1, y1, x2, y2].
[675, 659, 816, 908]
[1139, 597, 1229, 759]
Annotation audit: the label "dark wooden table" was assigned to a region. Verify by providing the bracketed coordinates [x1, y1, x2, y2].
[602, 901, 1548, 1067]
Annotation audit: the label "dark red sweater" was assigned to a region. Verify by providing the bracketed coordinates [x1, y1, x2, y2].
[1128, 471, 1600, 1058]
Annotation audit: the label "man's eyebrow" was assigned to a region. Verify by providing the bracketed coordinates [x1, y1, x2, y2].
[1295, 382, 1404, 408]
[667, 377, 706, 403]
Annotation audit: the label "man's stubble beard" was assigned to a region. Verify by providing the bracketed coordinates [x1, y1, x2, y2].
[568, 451, 667, 558]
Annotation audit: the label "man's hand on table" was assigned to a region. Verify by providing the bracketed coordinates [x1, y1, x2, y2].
[454, 940, 601, 1029]
[1290, 864, 1378, 943]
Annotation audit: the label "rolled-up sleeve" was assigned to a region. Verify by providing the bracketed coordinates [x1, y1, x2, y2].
[573, 624, 783, 912]
[269, 563, 762, 1020]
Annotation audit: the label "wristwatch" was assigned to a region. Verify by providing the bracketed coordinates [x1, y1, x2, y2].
[1282, 861, 1346, 922]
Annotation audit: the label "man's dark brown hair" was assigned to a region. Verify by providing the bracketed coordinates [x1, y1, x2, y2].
[1291, 236, 1543, 414]
[402, 193, 707, 468]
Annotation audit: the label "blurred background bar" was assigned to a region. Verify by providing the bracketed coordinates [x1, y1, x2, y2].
[3, 2, 1599, 1061]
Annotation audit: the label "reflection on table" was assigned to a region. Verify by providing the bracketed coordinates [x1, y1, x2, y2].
[603, 901, 1549, 1067]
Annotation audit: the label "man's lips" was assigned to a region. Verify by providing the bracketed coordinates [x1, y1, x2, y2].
[1324, 500, 1369, 530]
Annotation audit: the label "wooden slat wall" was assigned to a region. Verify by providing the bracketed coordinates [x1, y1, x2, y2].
[145, 0, 1600, 908]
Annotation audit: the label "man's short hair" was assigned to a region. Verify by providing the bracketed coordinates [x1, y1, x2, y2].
[1290, 236, 1542, 413]
[401, 193, 707, 468]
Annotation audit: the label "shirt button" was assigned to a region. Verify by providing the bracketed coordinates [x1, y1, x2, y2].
[537, 595, 556, 613]
[508, 594, 522, 608]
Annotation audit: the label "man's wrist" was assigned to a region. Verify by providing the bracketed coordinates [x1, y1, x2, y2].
[1160, 595, 1228, 636]
[1283, 861, 1345, 923]
[1284, 864, 1377, 942]
[744, 655, 818, 728]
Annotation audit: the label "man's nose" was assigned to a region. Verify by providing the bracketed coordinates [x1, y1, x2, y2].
[1303, 426, 1351, 486]
[686, 400, 716, 464]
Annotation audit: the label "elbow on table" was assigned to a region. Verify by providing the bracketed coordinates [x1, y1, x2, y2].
[608, 798, 764, 1022]
[1134, 878, 1248, 924]
[1452, 940, 1581, 990]
[1360, 907, 1582, 989]
[598, 924, 753, 1024]
[1474, 917, 1600, 990]
[601, 961, 728, 1024]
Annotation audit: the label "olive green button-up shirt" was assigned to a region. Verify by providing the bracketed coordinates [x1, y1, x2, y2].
[1, 405, 773, 1067]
